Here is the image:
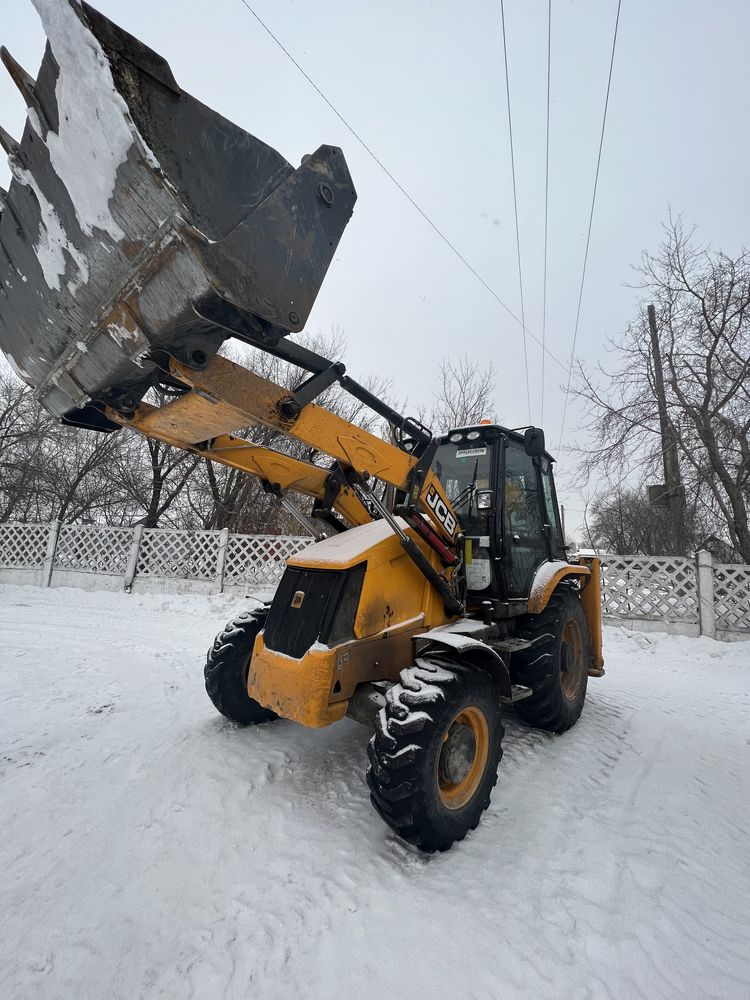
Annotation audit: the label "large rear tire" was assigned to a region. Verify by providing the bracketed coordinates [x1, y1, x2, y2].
[512, 589, 589, 733]
[367, 654, 504, 852]
[205, 608, 278, 725]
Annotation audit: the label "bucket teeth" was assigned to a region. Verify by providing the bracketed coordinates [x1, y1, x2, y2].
[0, 124, 19, 156]
[0, 47, 48, 134]
[0, 47, 37, 107]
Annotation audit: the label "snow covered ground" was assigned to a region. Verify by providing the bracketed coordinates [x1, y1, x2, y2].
[2, 584, 749, 1000]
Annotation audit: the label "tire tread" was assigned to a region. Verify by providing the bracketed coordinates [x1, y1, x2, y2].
[366, 654, 503, 852]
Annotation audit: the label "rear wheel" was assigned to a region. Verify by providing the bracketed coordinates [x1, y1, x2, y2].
[367, 654, 504, 852]
[512, 589, 589, 732]
[205, 608, 278, 725]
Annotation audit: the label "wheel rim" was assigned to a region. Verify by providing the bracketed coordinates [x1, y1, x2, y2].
[437, 706, 490, 811]
[560, 619, 585, 700]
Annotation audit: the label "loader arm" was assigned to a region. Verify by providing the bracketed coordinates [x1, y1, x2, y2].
[108, 352, 464, 559]
[168, 355, 461, 549]
[107, 400, 373, 530]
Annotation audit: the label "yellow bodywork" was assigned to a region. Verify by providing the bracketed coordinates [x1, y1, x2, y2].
[109, 353, 461, 545]
[579, 557, 605, 676]
[110, 401, 372, 528]
[247, 519, 456, 727]
[166, 355, 461, 545]
[105, 351, 604, 721]
[526, 563, 591, 615]
[106, 352, 466, 728]
[527, 558, 605, 678]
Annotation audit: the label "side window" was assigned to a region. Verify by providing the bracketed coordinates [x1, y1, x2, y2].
[504, 444, 543, 538]
[540, 457, 564, 552]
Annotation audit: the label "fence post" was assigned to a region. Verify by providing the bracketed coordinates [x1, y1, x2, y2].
[696, 549, 716, 639]
[124, 524, 144, 592]
[215, 528, 230, 594]
[42, 519, 61, 588]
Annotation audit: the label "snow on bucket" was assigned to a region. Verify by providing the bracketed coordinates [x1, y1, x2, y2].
[0, 1, 356, 430]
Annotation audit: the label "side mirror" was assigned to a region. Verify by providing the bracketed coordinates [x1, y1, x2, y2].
[524, 426, 546, 457]
[477, 490, 493, 510]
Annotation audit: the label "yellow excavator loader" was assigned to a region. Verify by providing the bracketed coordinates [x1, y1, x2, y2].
[0, 2, 603, 851]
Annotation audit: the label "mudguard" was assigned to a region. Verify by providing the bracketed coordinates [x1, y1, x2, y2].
[414, 621, 514, 699]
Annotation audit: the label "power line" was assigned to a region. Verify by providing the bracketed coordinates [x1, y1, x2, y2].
[541, 0, 552, 425]
[499, 0, 531, 423]
[236, 0, 571, 379]
[558, 0, 623, 451]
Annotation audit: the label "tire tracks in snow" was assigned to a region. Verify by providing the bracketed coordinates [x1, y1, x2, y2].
[1, 588, 749, 1000]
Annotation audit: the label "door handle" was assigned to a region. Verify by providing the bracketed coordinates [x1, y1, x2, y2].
[512, 534, 521, 544]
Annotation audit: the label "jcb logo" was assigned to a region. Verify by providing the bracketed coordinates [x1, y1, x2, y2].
[425, 485, 457, 536]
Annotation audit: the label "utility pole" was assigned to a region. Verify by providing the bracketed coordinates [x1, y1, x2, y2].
[647, 304, 687, 555]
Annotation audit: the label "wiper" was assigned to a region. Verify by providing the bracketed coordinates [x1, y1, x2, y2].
[451, 459, 480, 514]
[452, 482, 476, 512]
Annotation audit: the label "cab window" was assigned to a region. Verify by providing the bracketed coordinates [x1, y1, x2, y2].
[504, 444, 542, 538]
[540, 456, 564, 554]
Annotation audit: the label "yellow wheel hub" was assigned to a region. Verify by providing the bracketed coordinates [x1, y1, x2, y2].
[437, 706, 490, 810]
[560, 619, 584, 700]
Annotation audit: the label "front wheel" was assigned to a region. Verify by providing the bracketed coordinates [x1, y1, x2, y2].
[512, 589, 590, 732]
[367, 654, 504, 852]
[205, 608, 278, 725]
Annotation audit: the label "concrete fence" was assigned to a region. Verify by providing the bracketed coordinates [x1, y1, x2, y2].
[599, 552, 749, 642]
[1, 522, 748, 641]
[0, 521, 309, 596]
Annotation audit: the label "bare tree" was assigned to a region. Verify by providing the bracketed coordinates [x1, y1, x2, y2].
[588, 486, 706, 556]
[0, 371, 51, 521]
[572, 218, 750, 561]
[0, 368, 129, 523]
[45, 430, 124, 523]
[429, 356, 497, 431]
[110, 434, 198, 528]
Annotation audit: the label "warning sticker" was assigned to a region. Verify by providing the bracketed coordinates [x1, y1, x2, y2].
[456, 447, 487, 458]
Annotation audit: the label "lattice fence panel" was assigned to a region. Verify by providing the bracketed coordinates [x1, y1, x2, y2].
[137, 529, 220, 580]
[0, 522, 49, 568]
[601, 555, 699, 622]
[225, 534, 310, 587]
[54, 524, 133, 574]
[713, 563, 750, 632]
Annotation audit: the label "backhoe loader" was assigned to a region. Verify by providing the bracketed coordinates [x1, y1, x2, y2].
[0, 1, 603, 851]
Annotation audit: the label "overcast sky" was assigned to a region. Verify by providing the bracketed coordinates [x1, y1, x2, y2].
[2, 0, 748, 538]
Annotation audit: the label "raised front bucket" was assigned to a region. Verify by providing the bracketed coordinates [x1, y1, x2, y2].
[0, 1, 356, 429]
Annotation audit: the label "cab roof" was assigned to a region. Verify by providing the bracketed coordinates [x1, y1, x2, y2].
[437, 423, 555, 463]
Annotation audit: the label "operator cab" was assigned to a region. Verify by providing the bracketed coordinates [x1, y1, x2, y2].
[432, 424, 566, 608]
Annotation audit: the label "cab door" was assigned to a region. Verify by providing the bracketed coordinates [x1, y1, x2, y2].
[500, 440, 548, 598]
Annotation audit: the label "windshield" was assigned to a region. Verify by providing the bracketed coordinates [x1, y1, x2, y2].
[432, 440, 493, 533]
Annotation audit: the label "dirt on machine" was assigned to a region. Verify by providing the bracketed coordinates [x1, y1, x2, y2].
[0, 1, 604, 852]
